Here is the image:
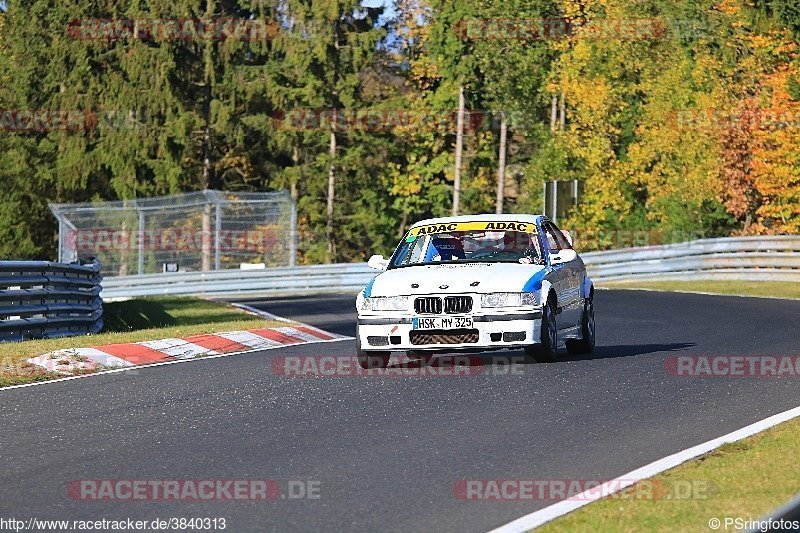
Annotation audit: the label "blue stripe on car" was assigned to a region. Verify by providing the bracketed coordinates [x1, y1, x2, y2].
[523, 269, 547, 292]
[363, 276, 377, 297]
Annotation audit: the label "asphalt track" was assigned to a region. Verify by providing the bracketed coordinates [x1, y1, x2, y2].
[1, 290, 800, 532]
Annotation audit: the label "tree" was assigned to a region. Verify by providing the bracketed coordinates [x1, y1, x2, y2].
[265, 0, 384, 262]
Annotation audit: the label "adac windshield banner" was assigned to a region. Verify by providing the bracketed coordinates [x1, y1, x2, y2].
[407, 221, 538, 237]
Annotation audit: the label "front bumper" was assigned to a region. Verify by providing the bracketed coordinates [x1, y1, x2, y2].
[356, 312, 542, 352]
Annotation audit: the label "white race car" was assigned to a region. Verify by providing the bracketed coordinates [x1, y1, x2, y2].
[355, 214, 595, 368]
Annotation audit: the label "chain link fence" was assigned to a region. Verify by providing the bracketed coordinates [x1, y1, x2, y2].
[50, 190, 297, 277]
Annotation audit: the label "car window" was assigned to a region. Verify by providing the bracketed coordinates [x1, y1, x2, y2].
[548, 222, 572, 250]
[389, 226, 544, 268]
[543, 223, 562, 253]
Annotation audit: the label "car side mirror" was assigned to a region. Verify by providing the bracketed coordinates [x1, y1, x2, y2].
[368, 254, 388, 271]
[561, 230, 574, 247]
[550, 248, 577, 265]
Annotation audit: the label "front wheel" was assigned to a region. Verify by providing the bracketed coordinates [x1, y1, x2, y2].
[566, 297, 595, 355]
[357, 353, 391, 369]
[525, 300, 558, 363]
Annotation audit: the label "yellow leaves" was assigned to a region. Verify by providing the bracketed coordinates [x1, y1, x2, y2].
[746, 67, 800, 233]
[715, 0, 741, 16]
[389, 163, 423, 197]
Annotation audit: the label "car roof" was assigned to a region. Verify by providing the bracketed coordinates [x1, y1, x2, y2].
[409, 213, 546, 228]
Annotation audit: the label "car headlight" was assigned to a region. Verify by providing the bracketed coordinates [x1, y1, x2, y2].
[370, 296, 409, 311]
[481, 292, 538, 308]
[356, 292, 370, 311]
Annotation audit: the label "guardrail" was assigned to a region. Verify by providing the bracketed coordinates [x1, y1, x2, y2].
[0, 260, 103, 341]
[582, 235, 800, 282]
[100, 235, 800, 299]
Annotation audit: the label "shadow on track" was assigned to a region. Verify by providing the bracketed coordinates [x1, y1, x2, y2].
[384, 342, 696, 370]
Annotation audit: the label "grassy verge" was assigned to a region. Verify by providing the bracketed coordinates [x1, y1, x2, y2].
[0, 297, 286, 387]
[599, 280, 800, 300]
[539, 416, 800, 532]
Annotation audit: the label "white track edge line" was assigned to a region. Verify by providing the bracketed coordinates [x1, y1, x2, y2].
[1, 336, 353, 393]
[489, 404, 800, 532]
[227, 302, 296, 322]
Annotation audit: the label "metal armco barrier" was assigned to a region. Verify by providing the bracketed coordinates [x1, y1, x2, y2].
[100, 235, 800, 299]
[0, 260, 103, 341]
[582, 235, 800, 282]
[102, 263, 374, 299]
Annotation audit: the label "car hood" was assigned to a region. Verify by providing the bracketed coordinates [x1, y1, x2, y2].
[367, 262, 547, 296]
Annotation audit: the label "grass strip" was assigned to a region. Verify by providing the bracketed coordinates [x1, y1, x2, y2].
[0, 297, 286, 387]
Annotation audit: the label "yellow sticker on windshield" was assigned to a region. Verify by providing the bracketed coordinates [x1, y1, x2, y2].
[408, 221, 537, 236]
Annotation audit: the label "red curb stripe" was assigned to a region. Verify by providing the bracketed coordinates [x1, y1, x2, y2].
[249, 328, 305, 345]
[94, 343, 174, 365]
[293, 325, 335, 341]
[183, 334, 250, 354]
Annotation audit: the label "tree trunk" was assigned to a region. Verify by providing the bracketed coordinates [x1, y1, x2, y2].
[201, 0, 214, 272]
[453, 84, 465, 216]
[550, 95, 558, 132]
[495, 114, 508, 214]
[559, 91, 566, 130]
[290, 144, 299, 201]
[326, 129, 336, 262]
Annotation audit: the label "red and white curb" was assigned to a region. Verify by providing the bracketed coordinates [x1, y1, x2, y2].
[28, 324, 348, 374]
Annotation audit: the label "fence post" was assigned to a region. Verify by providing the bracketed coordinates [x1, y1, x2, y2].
[215, 200, 222, 271]
[57, 218, 63, 263]
[138, 210, 144, 276]
[289, 199, 297, 267]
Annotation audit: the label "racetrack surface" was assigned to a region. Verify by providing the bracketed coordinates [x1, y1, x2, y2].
[2, 290, 799, 532]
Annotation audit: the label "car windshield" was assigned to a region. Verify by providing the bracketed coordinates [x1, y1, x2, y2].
[389, 225, 543, 269]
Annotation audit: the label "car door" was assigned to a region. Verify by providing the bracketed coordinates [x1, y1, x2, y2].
[544, 221, 582, 328]
[540, 222, 569, 326]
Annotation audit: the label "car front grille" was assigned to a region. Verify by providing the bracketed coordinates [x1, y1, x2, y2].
[444, 296, 472, 314]
[415, 296, 473, 315]
[409, 329, 479, 345]
[414, 297, 442, 314]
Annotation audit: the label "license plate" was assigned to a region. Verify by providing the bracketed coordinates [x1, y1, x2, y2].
[413, 316, 473, 330]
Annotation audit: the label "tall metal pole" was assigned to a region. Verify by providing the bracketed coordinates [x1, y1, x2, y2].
[453, 84, 465, 216]
[288, 197, 297, 267]
[57, 219, 63, 263]
[137, 210, 144, 275]
[573, 179, 579, 208]
[214, 200, 222, 271]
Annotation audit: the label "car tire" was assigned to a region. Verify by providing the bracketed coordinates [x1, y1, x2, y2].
[525, 299, 558, 363]
[566, 296, 595, 355]
[357, 352, 391, 369]
[406, 350, 433, 363]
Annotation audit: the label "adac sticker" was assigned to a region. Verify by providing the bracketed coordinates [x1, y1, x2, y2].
[408, 221, 537, 236]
